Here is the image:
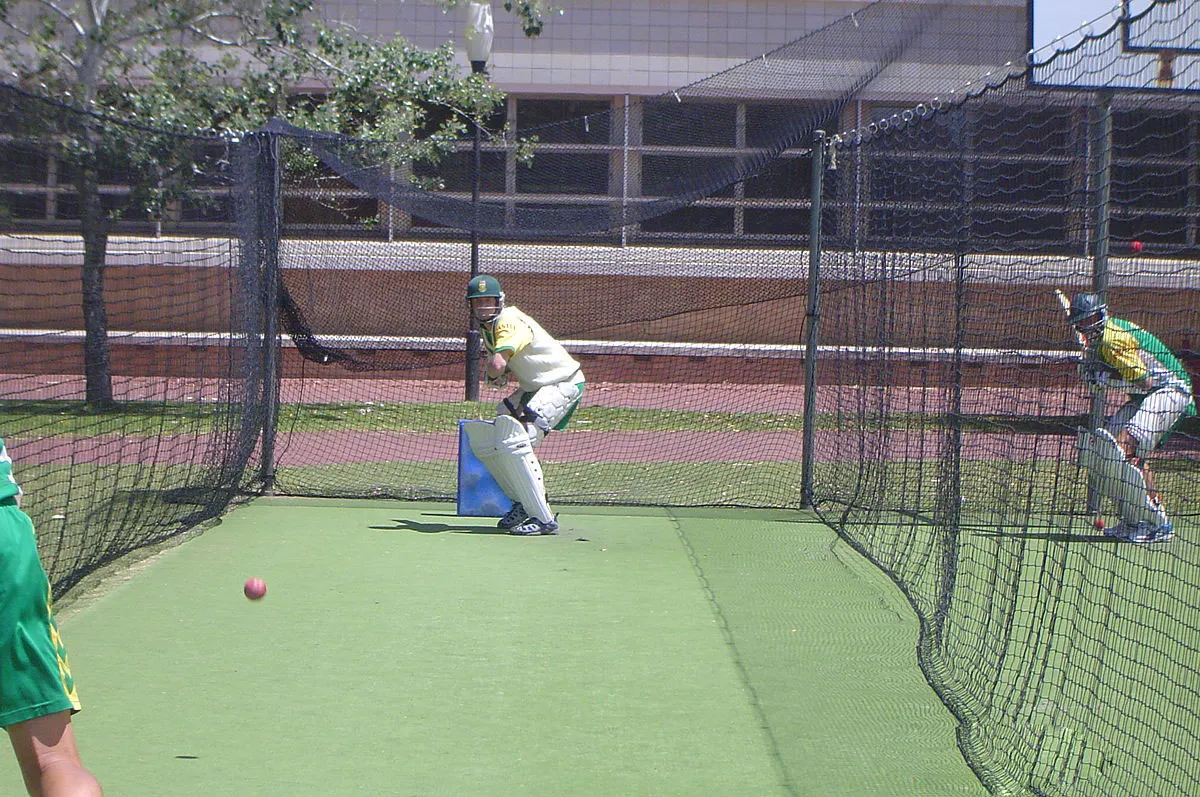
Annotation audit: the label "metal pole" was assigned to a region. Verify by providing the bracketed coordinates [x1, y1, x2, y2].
[1087, 92, 1113, 513]
[801, 130, 826, 509]
[621, 94, 630, 247]
[931, 250, 967, 641]
[942, 110, 971, 529]
[1091, 93, 1113, 305]
[945, 251, 966, 526]
[465, 60, 488, 402]
[259, 132, 282, 491]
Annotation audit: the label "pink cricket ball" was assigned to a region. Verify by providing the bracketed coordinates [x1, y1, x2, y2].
[1130, 240, 1144, 254]
[243, 577, 267, 600]
[1093, 518, 1106, 531]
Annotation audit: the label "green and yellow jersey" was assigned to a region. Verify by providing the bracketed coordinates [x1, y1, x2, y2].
[482, 305, 582, 392]
[0, 437, 82, 724]
[1094, 318, 1197, 416]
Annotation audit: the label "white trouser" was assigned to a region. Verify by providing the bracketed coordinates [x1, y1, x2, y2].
[1107, 387, 1192, 458]
[465, 416, 555, 522]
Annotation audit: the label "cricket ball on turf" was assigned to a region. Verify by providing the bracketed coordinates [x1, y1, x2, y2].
[244, 577, 267, 600]
[1093, 518, 1106, 531]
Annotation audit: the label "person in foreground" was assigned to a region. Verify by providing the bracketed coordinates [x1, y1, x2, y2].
[1, 438, 103, 796]
[1069, 293, 1196, 543]
[464, 274, 585, 536]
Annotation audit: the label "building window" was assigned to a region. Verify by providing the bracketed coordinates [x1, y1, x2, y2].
[642, 156, 736, 198]
[641, 205, 735, 234]
[0, 93, 1194, 255]
[745, 103, 821, 149]
[517, 152, 609, 195]
[415, 152, 507, 193]
[517, 98, 612, 144]
[643, 100, 736, 148]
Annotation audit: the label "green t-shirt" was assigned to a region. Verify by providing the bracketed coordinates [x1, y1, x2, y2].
[1, 438, 22, 501]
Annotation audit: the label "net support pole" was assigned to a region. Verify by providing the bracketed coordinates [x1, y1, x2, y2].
[800, 130, 826, 509]
[931, 250, 967, 642]
[943, 251, 966, 528]
[1087, 92, 1114, 514]
[258, 131, 282, 492]
[465, 67, 487, 402]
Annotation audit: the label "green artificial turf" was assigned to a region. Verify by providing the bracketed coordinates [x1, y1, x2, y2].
[0, 498, 985, 796]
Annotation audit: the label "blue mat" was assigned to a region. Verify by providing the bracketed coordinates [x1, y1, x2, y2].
[457, 420, 513, 517]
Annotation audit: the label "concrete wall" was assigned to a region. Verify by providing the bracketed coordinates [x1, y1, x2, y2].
[5, 250, 1198, 356]
[4, 235, 1196, 386]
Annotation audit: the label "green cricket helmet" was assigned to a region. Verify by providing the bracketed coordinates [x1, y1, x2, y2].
[466, 274, 504, 322]
[1068, 292, 1107, 335]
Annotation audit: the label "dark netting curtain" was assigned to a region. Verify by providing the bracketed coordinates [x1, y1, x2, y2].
[0, 85, 268, 596]
[269, 0, 997, 237]
[2, 0, 1199, 793]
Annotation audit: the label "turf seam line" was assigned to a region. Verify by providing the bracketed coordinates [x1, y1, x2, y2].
[666, 508, 799, 797]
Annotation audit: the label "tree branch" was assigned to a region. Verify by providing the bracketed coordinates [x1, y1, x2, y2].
[113, 11, 250, 46]
[180, 24, 236, 47]
[0, 18, 80, 70]
[244, 40, 347, 80]
[87, 0, 108, 31]
[295, 48, 347, 78]
[0, 16, 37, 39]
[24, 0, 87, 37]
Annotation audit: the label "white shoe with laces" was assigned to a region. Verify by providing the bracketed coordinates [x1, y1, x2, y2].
[1127, 520, 1174, 544]
[497, 502, 528, 530]
[509, 516, 559, 536]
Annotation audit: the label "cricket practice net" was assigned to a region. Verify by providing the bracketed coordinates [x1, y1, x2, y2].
[2, 0, 1200, 793]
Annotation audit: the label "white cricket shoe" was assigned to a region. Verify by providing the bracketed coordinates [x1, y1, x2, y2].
[509, 516, 559, 536]
[1127, 520, 1175, 544]
[497, 502, 528, 530]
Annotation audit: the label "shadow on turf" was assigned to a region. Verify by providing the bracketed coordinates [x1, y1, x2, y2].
[370, 518, 507, 535]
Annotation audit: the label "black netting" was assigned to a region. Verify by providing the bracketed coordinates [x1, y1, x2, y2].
[2, 0, 1200, 793]
[0, 84, 265, 596]
[270, 0, 1001, 237]
[262, 3, 1200, 795]
[808, 4, 1200, 794]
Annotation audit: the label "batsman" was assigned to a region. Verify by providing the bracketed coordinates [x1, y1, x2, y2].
[1068, 293, 1196, 543]
[464, 274, 585, 536]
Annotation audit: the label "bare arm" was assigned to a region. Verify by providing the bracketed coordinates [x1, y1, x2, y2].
[487, 350, 512, 381]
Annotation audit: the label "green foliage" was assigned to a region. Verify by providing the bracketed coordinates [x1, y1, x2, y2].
[0, 0, 536, 220]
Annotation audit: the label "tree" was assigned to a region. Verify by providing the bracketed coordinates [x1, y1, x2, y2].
[0, 0, 543, 408]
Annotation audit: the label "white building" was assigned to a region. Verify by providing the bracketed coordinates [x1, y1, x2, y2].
[283, 0, 1043, 244]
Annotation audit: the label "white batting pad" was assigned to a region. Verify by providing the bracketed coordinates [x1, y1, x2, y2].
[494, 388, 525, 422]
[1087, 428, 1168, 528]
[1076, 427, 1098, 472]
[464, 419, 495, 455]
[488, 415, 554, 522]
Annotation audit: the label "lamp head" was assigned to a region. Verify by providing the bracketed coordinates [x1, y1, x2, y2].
[465, 2, 494, 73]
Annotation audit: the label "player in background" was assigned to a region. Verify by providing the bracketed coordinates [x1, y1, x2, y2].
[464, 274, 585, 536]
[1068, 293, 1196, 543]
[0, 439, 103, 796]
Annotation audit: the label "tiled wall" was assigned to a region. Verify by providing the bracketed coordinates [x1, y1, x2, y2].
[320, 0, 1026, 97]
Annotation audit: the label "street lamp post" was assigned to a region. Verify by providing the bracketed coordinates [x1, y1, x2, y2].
[464, 1, 494, 402]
